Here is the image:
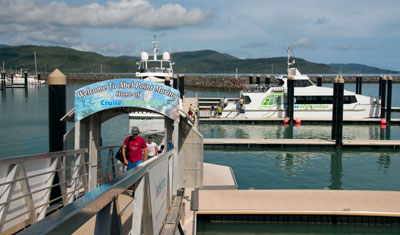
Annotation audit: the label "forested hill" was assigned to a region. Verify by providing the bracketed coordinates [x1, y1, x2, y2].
[0, 45, 397, 74]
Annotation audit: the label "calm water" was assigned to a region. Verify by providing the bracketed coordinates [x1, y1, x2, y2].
[204, 150, 400, 190]
[1, 82, 400, 234]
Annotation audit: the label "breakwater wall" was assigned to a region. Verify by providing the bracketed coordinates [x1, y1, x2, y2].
[40, 73, 400, 90]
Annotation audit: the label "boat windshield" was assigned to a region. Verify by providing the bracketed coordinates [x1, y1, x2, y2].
[243, 84, 272, 93]
[294, 80, 313, 87]
[138, 61, 172, 74]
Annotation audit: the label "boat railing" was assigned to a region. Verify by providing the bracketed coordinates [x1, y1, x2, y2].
[17, 150, 177, 235]
[0, 145, 126, 234]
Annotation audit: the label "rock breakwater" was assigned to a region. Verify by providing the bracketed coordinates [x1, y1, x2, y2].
[41, 73, 400, 90]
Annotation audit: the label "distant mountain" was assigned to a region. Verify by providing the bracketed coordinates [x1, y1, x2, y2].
[0, 45, 137, 73]
[172, 50, 334, 74]
[329, 63, 399, 74]
[0, 44, 395, 74]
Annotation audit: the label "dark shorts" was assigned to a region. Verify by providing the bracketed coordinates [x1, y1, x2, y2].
[127, 160, 142, 171]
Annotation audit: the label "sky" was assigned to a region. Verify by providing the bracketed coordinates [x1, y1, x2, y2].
[0, 0, 399, 70]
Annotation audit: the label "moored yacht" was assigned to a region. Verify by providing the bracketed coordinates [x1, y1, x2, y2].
[6, 72, 46, 85]
[221, 49, 380, 119]
[129, 38, 176, 134]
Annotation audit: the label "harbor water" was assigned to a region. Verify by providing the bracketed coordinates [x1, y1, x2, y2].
[1, 81, 400, 234]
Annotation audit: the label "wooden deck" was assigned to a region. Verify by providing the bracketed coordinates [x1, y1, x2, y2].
[204, 138, 400, 150]
[196, 190, 400, 218]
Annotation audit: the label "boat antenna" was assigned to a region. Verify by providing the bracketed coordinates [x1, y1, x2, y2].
[152, 35, 158, 60]
[287, 46, 295, 72]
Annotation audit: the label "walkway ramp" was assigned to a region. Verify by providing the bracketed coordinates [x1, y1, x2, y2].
[203, 163, 237, 190]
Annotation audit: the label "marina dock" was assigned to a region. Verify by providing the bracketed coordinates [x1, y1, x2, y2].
[194, 189, 400, 225]
[204, 138, 400, 150]
[200, 117, 400, 125]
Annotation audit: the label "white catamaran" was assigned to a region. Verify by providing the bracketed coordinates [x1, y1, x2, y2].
[222, 48, 380, 119]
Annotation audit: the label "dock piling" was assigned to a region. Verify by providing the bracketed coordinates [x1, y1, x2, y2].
[0, 70, 5, 90]
[317, 75, 322, 87]
[173, 75, 178, 90]
[265, 75, 270, 86]
[165, 76, 171, 87]
[386, 76, 392, 124]
[356, 75, 363, 94]
[10, 73, 14, 85]
[336, 76, 345, 148]
[355, 75, 360, 94]
[48, 68, 67, 204]
[37, 72, 41, 81]
[24, 71, 28, 88]
[287, 76, 295, 125]
[380, 75, 387, 119]
[179, 74, 185, 99]
[331, 76, 339, 140]
[249, 74, 253, 84]
[256, 74, 260, 85]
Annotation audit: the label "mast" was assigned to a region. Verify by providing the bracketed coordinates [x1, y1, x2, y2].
[152, 35, 158, 61]
[287, 47, 295, 73]
[34, 52, 38, 75]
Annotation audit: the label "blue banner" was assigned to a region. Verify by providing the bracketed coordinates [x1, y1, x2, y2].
[75, 79, 180, 122]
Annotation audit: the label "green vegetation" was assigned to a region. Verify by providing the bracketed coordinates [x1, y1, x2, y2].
[0, 45, 137, 73]
[0, 45, 397, 74]
[329, 63, 398, 74]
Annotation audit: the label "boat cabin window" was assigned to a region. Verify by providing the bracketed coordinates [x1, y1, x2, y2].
[294, 80, 313, 87]
[244, 96, 252, 104]
[294, 95, 357, 104]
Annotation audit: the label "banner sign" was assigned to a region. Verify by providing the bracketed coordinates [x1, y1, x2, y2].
[149, 157, 169, 235]
[74, 79, 180, 122]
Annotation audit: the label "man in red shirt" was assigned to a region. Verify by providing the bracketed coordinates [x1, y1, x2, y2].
[122, 126, 147, 197]
[122, 126, 148, 170]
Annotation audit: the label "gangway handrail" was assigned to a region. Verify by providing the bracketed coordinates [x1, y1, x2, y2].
[0, 148, 88, 165]
[18, 151, 174, 235]
[97, 145, 120, 150]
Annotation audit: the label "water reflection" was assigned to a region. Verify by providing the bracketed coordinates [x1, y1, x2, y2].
[1, 89, 6, 100]
[329, 150, 342, 190]
[204, 150, 400, 190]
[377, 154, 391, 173]
[275, 152, 311, 177]
[199, 123, 399, 140]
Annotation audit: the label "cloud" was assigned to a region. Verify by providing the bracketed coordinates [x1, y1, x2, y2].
[72, 41, 120, 55]
[292, 38, 315, 50]
[332, 43, 354, 51]
[305, 17, 329, 25]
[0, 0, 214, 45]
[241, 41, 273, 49]
[28, 27, 81, 45]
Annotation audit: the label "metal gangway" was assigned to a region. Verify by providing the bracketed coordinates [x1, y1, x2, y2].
[0, 124, 203, 234]
[0, 78, 204, 234]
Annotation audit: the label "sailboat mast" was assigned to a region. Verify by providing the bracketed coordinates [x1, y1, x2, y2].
[34, 52, 38, 75]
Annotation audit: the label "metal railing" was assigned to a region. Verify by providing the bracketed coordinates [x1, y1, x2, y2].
[18, 151, 176, 235]
[0, 145, 126, 234]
